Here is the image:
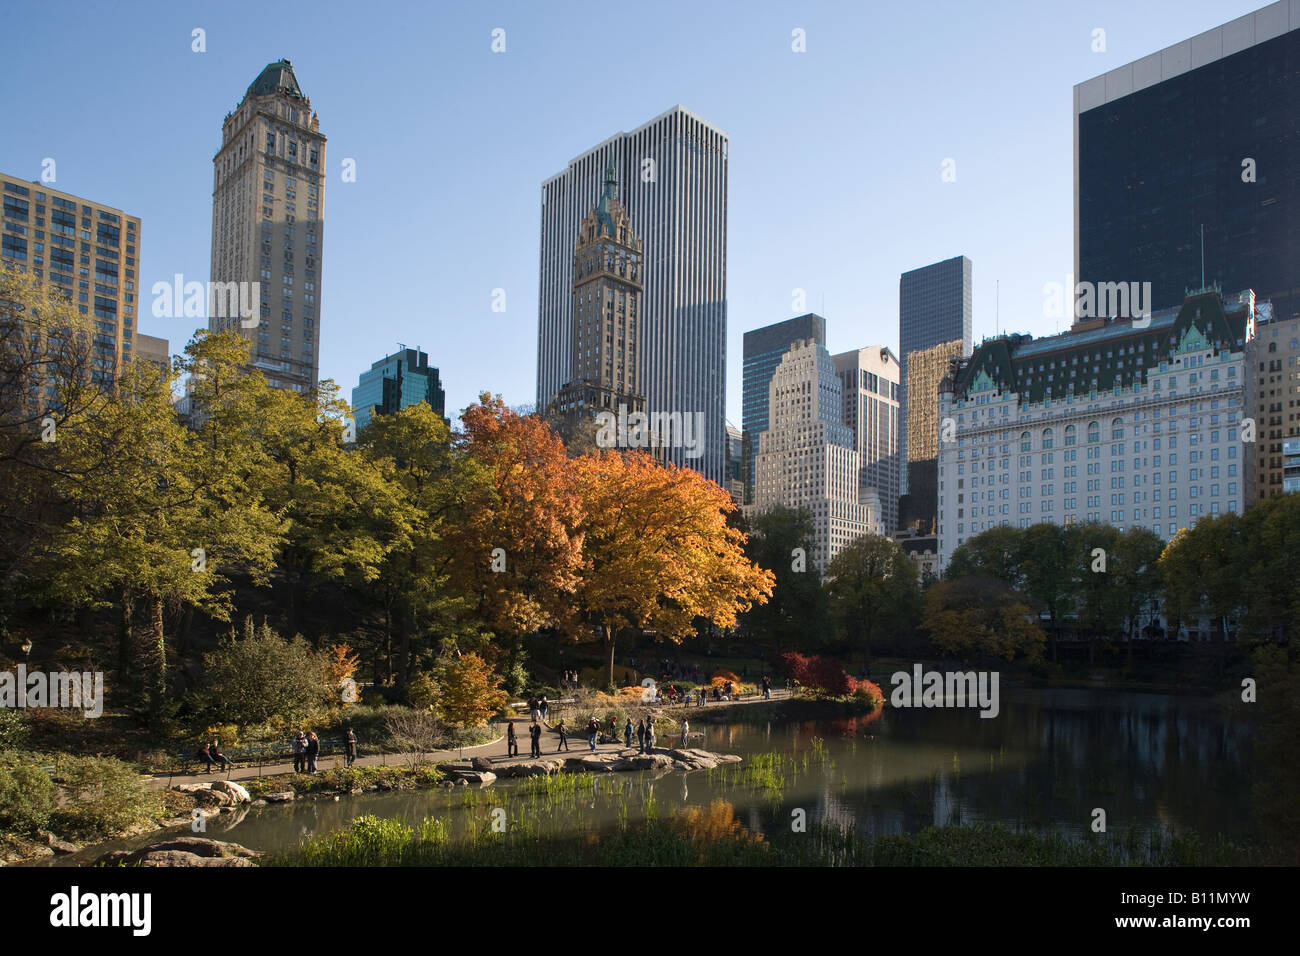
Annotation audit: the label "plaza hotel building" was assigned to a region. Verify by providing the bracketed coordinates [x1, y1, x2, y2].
[936, 289, 1258, 570]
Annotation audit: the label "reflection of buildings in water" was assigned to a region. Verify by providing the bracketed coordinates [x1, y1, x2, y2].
[931, 771, 956, 828]
[818, 789, 858, 833]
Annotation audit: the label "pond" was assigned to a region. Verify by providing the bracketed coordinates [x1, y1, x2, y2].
[50, 687, 1257, 864]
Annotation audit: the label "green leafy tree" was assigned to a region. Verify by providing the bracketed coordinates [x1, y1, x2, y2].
[921, 575, 1045, 662]
[739, 506, 829, 652]
[824, 533, 919, 660]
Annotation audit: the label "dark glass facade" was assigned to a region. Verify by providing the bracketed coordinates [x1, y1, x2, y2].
[1078, 27, 1300, 321]
[352, 348, 447, 430]
[740, 313, 826, 503]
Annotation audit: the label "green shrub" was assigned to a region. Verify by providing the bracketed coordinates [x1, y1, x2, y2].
[49, 756, 160, 837]
[200, 618, 334, 727]
[0, 709, 28, 750]
[0, 760, 56, 835]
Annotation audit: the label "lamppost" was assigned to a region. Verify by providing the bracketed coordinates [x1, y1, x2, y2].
[20, 639, 32, 663]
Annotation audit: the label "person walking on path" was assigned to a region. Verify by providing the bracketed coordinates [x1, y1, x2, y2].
[645, 717, 656, 752]
[624, 717, 633, 749]
[636, 719, 646, 753]
[210, 739, 232, 772]
[345, 727, 357, 768]
[679, 718, 689, 748]
[762, 675, 772, 700]
[305, 732, 320, 773]
[529, 722, 542, 758]
[556, 718, 570, 752]
[507, 721, 519, 757]
[586, 717, 599, 752]
[540, 695, 549, 722]
[528, 697, 538, 724]
[291, 732, 306, 773]
[197, 742, 215, 773]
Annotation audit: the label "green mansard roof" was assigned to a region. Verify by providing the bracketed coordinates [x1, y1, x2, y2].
[247, 59, 304, 100]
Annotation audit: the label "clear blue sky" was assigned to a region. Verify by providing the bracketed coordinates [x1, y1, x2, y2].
[1, 0, 1263, 424]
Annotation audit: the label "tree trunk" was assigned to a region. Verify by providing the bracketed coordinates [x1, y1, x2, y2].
[118, 588, 134, 678]
[177, 604, 194, 655]
[144, 593, 166, 725]
[605, 625, 616, 690]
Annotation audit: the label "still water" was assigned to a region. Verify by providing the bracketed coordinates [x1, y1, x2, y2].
[52, 687, 1256, 864]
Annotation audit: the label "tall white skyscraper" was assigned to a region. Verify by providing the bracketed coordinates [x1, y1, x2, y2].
[752, 340, 874, 572]
[833, 346, 901, 533]
[210, 59, 325, 393]
[537, 106, 727, 484]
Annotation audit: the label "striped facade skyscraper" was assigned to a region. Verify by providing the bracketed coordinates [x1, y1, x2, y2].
[537, 106, 728, 484]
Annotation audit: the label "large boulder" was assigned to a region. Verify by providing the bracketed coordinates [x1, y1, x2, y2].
[192, 788, 234, 808]
[446, 769, 497, 785]
[210, 780, 251, 804]
[499, 758, 565, 778]
[97, 837, 260, 867]
[627, 753, 674, 771]
[262, 791, 295, 803]
[470, 757, 494, 772]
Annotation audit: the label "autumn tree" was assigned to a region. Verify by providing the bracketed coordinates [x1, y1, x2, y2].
[571, 451, 773, 688]
[432, 652, 509, 728]
[448, 395, 584, 674]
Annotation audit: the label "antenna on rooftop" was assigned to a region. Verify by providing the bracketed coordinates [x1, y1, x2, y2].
[1200, 224, 1205, 291]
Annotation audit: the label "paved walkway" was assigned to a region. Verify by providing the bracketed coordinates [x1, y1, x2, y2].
[149, 689, 792, 790]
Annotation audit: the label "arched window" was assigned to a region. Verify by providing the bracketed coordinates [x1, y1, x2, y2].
[1111, 417, 1124, 440]
[1268, 342, 1277, 353]
[1020, 431, 1032, 452]
[1042, 427, 1054, 449]
[1064, 424, 1077, 446]
[1087, 421, 1100, 443]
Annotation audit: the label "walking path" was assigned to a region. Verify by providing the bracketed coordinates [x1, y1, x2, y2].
[148, 689, 793, 790]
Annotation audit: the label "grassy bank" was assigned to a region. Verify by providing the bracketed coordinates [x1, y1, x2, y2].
[275, 806, 1272, 867]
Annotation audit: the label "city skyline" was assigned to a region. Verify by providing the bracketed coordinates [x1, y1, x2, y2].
[1, 0, 1268, 430]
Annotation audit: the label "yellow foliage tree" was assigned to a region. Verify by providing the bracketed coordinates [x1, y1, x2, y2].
[434, 652, 509, 728]
[571, 451, 774, 688]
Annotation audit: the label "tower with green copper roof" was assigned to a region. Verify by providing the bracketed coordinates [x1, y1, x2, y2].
[208, 59, 326, 395]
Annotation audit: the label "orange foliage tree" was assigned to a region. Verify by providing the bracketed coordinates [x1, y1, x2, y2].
[449, 396, 584, 654]
[435, 652, 509, 728]
[570, 451, 773, 688]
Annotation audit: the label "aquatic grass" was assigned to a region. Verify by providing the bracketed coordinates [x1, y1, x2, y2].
[277, 811, 1273, 867]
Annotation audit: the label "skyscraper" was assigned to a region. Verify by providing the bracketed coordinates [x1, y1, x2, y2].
[898, 255, 973, 501]
[752, 339, 873, 572]
[832, 346, 901, 533]
[741, 314, 827, 503]
[898, 338, 964, 533]
[551, 161, 646, 437]
[1, 173, 141, 391]
[210, 59, 325, 393]
[352, 348, 446, 430]
[1075, 2, 1300, 320]
[537, 106, 727, 484]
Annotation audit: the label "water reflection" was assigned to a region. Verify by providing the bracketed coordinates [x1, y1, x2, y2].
[48, 688, 1255, 865]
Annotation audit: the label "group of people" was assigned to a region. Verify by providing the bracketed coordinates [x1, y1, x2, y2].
[527, 695, 550, 723]
[290, 728, 358, 773]
[196, 739, 231, 773]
